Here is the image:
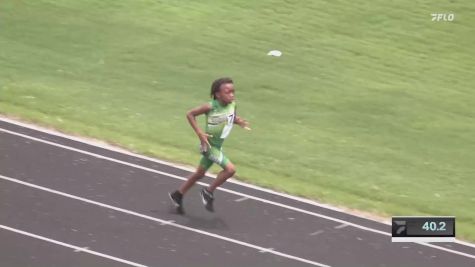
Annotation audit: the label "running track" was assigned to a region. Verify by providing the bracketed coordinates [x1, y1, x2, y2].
[1, 118, 474, 267]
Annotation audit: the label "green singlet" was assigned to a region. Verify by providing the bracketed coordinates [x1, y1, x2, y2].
[199, 99, 236, 170]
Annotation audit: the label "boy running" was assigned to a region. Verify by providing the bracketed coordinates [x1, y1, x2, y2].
[169, 77, 250, 213]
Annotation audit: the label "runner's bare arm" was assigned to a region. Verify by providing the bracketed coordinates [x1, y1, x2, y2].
[186, 103, 213, 146]
[234, 115, 251, 130]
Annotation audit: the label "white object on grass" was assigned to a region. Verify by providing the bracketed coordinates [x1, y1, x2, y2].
[267, 50, 282, 57]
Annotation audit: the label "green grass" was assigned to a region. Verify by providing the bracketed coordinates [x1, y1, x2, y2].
[1, 0, 475, 241]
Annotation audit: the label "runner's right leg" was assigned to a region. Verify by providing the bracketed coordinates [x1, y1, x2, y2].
[169, 164, 208, 214]
[179, 165, 207, 194]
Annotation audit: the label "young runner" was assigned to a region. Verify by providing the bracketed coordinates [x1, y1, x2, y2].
[169, 77, 250, 213]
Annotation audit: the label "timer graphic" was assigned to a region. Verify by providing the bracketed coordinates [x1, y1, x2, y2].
[391, 216, 455, 242]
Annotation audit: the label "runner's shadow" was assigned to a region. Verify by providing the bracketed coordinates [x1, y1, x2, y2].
[183, 213, 229, 230]
[150, 206, 229, 230]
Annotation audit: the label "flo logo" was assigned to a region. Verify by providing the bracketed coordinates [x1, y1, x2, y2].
[431, 13, 455, 21]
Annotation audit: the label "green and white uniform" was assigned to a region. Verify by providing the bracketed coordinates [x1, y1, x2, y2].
[199, 99, 236, 170]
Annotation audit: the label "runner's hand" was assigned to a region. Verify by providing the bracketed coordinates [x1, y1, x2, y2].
[238, 119, 251, 130]
[199, 132, 212, 152]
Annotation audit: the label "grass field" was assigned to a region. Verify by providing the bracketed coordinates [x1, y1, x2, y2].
[1, 0, 475, 241]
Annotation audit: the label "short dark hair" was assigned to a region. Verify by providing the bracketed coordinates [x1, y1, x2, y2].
[210, 77, 233, 99]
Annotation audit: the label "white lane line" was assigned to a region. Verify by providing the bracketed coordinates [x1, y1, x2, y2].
[259, 248, 275, 253]
[2, 117, 475, 252]
[0, 224, 148, 267]
[334, 224, 349, 229]
[74, 246, 90, 252]
[310, 230, 324, 236]
[0, 174, 330, 267]
[454, 240, 475, 249]
[418, 242, 475, 259]
[0, 117, 350, 214]
[234, 196, 249, 202]
[1, 127, 475, 258]
[0, 128, 389, 236]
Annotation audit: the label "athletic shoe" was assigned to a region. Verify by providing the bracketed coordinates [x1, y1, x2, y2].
[169, 190, 184, 214]
[200, 188, 215, 212]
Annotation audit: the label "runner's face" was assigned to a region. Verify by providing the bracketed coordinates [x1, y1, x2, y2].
[216, 83, 235, 104]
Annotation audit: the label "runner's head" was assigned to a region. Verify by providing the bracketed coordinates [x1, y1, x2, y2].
[210, 77, 235, 104]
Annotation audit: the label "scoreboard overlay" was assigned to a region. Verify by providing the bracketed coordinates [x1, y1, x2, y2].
[392, 216, 455, 242]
